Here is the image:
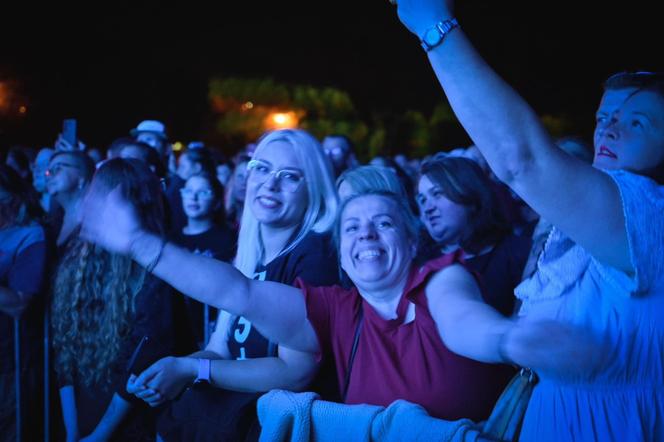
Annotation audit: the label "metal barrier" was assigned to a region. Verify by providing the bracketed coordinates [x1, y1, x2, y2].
[14, 318, 22, 442]
[43, 308, 50, 442]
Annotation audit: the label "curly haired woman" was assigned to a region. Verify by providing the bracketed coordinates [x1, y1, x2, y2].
[51, 158, 178, 442]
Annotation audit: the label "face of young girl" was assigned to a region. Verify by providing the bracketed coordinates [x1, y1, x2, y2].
[181, 175, 217, 220]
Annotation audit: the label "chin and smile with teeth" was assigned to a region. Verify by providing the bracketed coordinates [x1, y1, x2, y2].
[256, 194, 282, 209]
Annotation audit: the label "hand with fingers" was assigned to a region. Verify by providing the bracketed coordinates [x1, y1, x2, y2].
[126, 356, 198, 407]
[80, 184, 144, 256]
[391, 0, 454, 38]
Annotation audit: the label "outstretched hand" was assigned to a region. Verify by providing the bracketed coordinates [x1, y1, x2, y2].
[391, 0, 454, 37]
[80, 184, 143, 256]
[503, 319, 610, 381]
[126, 357, 197, 408]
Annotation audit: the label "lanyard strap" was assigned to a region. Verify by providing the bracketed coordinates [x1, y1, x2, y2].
[342, 303, 364, 402]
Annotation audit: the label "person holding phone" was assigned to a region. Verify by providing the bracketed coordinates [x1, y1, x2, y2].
[51, 158, 178, 441]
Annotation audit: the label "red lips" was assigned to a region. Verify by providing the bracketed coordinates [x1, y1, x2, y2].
[598, 146, 618, 159]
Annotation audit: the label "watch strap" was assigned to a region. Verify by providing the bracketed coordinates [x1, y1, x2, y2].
[421, 18, 459, 52]
[194, 358, 211, 384]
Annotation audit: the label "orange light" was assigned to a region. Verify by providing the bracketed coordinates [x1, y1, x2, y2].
[266, 111, 298, 129]
[241, 101, 254, 111]
[19, 105, 27, 114]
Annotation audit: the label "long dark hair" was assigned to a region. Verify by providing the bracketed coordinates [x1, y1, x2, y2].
[420, 156, 511, 254]
[51, 158, 165, 387]
[0, 164, 43, 228]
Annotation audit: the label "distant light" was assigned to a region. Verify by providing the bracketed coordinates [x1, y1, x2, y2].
[19, 105, 27, 114]
[172, 142, 184, 152]
[266, 111, 298, 129]
[243, 101, 254, 110]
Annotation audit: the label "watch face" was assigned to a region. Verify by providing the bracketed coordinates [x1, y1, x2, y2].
[424, 27, 441, 46]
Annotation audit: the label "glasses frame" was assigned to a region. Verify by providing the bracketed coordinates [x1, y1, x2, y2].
[179, 188, 215, 200]
[246, 159, 305, 193]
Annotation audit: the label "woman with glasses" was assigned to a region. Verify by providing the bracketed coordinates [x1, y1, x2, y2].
[165, 148, 216, 234]
[394, 1, 664, 439]
[171, 172, 235, 349]
[124, 129, 340, 441]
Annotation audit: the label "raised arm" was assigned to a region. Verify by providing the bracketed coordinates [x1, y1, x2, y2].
[395, 1, 629, 272]
[81, 186, 319, 353]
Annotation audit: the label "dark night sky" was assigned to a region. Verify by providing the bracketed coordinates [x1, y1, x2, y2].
[1, 1, 663, 152]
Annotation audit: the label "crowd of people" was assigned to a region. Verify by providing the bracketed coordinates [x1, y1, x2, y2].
[2, 1, 664, 441]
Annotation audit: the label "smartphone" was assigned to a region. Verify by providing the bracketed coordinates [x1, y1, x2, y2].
[126, 335, 150, 376]
[62, 118, 77, 148]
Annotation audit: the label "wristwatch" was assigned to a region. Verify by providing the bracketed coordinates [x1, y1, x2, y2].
[194, 358, 211, 384]
[421, 18, 459, 52]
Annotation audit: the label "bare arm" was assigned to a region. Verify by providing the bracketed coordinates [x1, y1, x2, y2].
[81, 394, 131, 442]
[80, 187, 319, 353]
[395, 1, 629, 272]
[426, 264, 513, 364]
[128, 309, 318, 406]
[59, 386, 78, 442]
[428, 264, 609, 378]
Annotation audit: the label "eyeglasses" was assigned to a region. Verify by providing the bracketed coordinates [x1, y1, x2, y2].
[45, 162, 79, 177]
[180, 188, 215, 200]
[246, 159, 305, 193]
[324, 147, 346, 158]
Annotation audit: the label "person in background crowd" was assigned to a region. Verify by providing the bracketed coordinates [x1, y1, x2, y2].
[0, 165, 47, 442]
[125, 129, 340, 442]
[87, 148, 104, 165]
[224, 155, 250, 232]
[5, 146, 33, 182]
[322, 134, 357, 177]
[51, 158, 178, 442]
[45, 151, 95, 251]
[130, 120, 170, 161]
[396, 1, 664, 439]
[107, 137, 138, 160]
[170, 172, 235, 349]
[417, 156, 531, 316]
[216, 160, 234, 187]
[119, 140, 167, 182]
[165, 148, 216, 234]
[32, 148, 54, 212]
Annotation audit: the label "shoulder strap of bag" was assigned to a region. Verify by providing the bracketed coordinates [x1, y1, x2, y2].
[481, 367, 538, 442]
[342, 303, 364, 402]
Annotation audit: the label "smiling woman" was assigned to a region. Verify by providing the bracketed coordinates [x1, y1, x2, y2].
[115, 129, 342, 441]
[80, 175, 564, 425]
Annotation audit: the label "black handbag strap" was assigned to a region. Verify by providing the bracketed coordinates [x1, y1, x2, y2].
[342, 303, 364, 402]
